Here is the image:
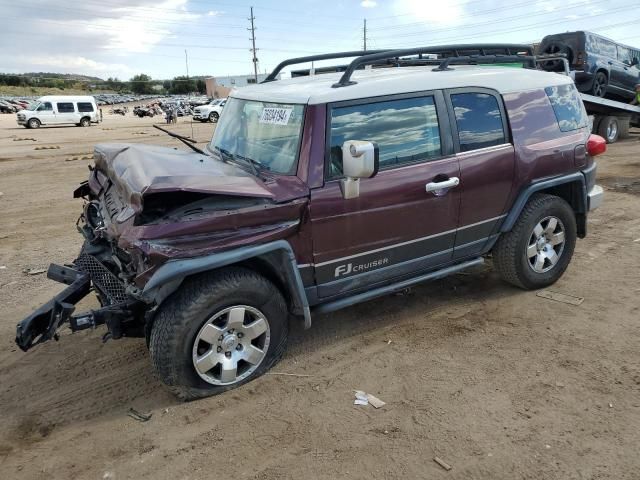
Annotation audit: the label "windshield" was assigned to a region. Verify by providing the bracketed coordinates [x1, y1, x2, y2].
[27, 101, 41, 111]
[209, 98, 304, 175]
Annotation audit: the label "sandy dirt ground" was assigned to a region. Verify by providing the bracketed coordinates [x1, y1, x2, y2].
[0, 110, 639, 480]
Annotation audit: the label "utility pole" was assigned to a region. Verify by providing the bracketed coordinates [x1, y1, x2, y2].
[248, 7, 259, 82]
[363, 18, 367, 51]
[185, 49, 189, 78]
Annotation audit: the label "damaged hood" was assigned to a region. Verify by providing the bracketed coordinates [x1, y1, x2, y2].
[93, 143, 275, 210]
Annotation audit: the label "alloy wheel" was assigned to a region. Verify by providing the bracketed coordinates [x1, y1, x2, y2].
[192, 305, 270, 385]
[526, 216, 566, 273]
[593, 73, 607, 97]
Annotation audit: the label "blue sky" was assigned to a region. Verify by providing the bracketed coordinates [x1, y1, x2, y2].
[0, 0, 637, 80]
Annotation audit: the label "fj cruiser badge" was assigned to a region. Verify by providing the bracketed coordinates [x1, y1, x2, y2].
[334, 258, 389, 278]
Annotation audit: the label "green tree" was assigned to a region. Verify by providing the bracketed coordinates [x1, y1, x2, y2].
[196, 79, 206, 94]
[162, 80, 172, 92]
[169, 76, 196, 94]
[129, 74, 153, 94]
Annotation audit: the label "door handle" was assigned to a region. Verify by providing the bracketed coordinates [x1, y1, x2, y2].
[425, 176, 460, 193]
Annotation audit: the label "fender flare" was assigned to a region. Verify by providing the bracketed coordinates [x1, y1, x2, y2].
[501, 172, 587, 233]
[142, 240, 312, 328]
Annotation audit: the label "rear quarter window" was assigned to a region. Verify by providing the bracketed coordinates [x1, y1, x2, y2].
[544, 84, 588, 132]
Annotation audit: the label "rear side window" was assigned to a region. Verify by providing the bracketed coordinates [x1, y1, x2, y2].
[587, 35, 617, 58]
[77, 102, 94, 112]
[329, 96, 441, 177]
[56, 102, 75, 113]
[545, 84, 587, 132]
[451, 93, 506, 152]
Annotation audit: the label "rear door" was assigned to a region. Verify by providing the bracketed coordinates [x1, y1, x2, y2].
[309, 91, 461, 299]
[444, 88, 515, 259]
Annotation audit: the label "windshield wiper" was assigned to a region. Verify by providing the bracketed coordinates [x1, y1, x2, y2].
[214, 147, 265, 178]
[153, 125, 208, 156]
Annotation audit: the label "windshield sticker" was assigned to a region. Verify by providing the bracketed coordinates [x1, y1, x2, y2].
[259, 107, 293, 125]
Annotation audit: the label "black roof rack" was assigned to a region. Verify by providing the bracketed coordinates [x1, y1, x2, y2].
[262, 50, 390, 83]
[331, 44, 536, 88]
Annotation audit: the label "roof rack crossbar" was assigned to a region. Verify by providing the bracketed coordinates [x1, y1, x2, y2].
[331, 44, 535, 88]
[262, 50, 390, 83]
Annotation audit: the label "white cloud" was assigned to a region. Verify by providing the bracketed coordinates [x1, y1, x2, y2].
[392, 0, 464, 25]
[6, 55, 132, 78]
[207, 10, 221, 16]
[91, 0, 201, 53]
[361, 0, 378, 7]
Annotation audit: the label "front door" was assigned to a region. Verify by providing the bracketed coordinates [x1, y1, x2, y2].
[35, 101, 55, 125]
[309, 91, 460, 299]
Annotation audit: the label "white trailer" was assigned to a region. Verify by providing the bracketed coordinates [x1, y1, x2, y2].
[580, 93, 640, 144]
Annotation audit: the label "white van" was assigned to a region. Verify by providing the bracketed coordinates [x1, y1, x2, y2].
[16, 96, 99, 129]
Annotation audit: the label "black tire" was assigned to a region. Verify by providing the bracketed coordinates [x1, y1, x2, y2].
[597, 115, 619, 144]
[591, 71, 608, 98]
[492, 194, 576, 290]
[209, 111, 219, 123]
[79, 117, 91, 127]
[27, 118, 40, 129]
[149, 266, 288, 401]
[540, 43, 573, 72]
[618, 117, 630, 139]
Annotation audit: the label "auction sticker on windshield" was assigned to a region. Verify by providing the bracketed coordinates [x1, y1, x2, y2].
[259, 107, 293, 125]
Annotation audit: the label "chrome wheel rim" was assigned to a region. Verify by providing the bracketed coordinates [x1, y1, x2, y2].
[527, 216, 566, 273]
[606, 121, 617, 142]
[192, 305, 270, 386]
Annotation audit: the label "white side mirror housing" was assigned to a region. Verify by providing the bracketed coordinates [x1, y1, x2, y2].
[340, 140, 379, 199]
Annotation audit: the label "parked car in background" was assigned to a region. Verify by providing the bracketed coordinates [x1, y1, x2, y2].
[537, 31, 640, 99]
[16, 95, 99, 128]
[193, 98, 226, 122]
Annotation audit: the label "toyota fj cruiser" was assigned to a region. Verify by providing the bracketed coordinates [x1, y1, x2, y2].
[16, 46, 605, 400]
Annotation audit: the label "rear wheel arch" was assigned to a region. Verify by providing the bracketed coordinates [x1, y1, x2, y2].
[501, 177, 586, 238]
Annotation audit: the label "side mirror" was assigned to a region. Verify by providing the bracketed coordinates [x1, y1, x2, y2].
[340, 140, 379, 199]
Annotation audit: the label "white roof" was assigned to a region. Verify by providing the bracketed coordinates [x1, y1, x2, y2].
[231, 66, 573, 105]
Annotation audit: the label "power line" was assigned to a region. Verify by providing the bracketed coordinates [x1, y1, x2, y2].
[370, 0, 621, 39]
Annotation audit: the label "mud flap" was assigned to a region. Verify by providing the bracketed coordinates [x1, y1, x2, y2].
[15, 265, 91, 351]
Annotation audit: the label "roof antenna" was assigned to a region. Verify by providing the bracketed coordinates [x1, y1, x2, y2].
[432, 58, 453, 71]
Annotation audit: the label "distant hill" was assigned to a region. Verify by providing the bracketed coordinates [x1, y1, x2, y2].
[19, 72, 105, 82]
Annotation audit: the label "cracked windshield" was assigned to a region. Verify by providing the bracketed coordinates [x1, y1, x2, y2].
[210, 98, 304, 175]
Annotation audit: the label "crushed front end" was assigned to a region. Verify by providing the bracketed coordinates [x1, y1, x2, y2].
[15, 178, 150, 351]
[15, 142, 308, 353]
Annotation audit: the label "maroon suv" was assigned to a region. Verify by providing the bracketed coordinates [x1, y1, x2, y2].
[16, 47, 605, 400]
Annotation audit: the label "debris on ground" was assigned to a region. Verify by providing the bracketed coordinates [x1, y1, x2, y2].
[34, 146, 61, 150]
[354, 390, 386, 408]
[127, 408, 152, 422]
[24, 268, 46, 275]
[536, 290, 584, 306]
[434, 456, 453, 471]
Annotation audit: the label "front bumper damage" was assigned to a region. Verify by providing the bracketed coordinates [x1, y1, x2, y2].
[15, 253, 145, 352]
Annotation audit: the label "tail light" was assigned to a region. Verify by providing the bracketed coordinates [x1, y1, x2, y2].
[587, 134, 606, 156]
[575, 51, 585, 67]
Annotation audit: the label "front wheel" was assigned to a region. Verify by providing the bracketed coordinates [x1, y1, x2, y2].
[149, 267, 288, 400]
[209, 111, 219, 123]
[27, 118, 40, 129]
[492, 194, 576, 290]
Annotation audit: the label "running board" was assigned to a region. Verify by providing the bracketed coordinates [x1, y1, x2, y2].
[313, 257, 484, 314]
